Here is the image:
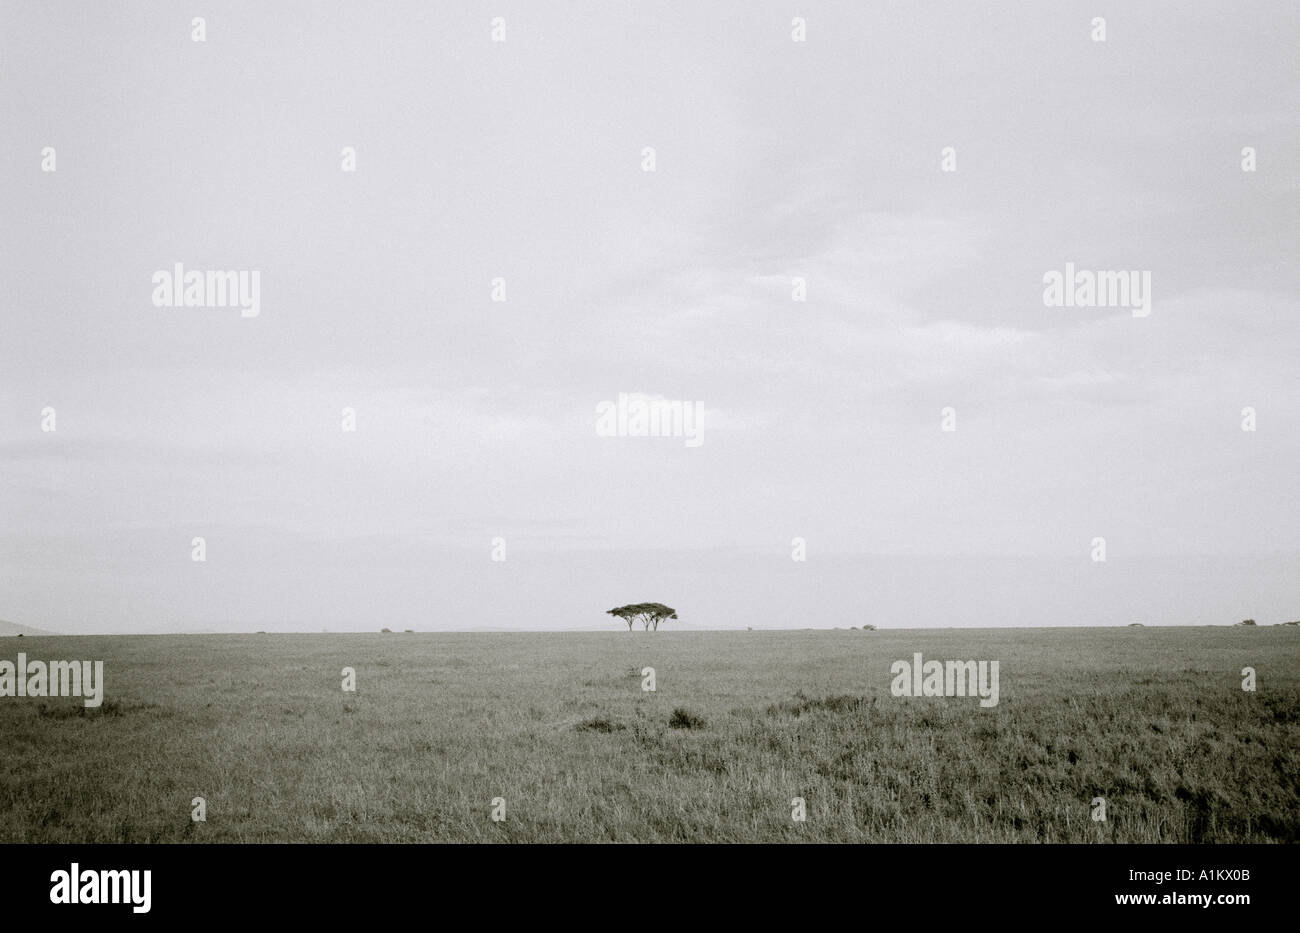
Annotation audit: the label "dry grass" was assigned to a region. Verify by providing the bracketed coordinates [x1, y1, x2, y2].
[1, 627, 1296, 842]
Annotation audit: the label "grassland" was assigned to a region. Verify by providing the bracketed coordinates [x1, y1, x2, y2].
[1, 628, 1296, 843]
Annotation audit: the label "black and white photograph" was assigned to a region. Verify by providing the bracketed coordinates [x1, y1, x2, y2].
[1, 0, 1296, 917]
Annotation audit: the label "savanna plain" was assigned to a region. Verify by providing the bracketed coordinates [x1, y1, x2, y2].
[2, 627, 1296, 843]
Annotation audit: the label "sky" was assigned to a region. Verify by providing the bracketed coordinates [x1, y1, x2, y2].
[1, 1, 1298, 633]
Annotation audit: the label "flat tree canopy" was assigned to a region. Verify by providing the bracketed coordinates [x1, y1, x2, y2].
[606, 602, 679, 631]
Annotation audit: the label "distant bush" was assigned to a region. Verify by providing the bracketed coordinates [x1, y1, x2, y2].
[668, 708, 706, 730]
[381, 627, 393, 633]
[576, 716, 625, 733]
[861, 624, 877, 631]
[404, 629, 414, 633]
[1237, 619, 1257, 626]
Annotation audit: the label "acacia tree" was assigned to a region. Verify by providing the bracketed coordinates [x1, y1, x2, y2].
[641, 603, 677, 631]
[606, 603, 678, 631]
[605, 606, 637, 631]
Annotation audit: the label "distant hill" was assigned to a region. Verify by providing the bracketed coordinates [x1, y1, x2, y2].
[0, 619, 56, 636]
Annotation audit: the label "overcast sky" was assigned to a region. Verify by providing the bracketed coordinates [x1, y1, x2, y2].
[2, 1, 1298, 633]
